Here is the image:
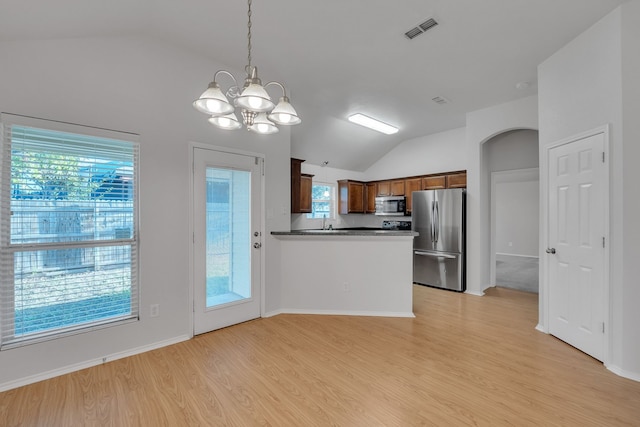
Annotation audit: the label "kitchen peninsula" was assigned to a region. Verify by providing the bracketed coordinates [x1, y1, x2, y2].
[271, 228, 417, 317]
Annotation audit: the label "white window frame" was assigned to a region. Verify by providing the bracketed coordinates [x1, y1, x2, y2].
[306, 181, 336, 220]
[0, 114, 140, 349]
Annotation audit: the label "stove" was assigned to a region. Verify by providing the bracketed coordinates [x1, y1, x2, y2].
[381, 220, 412, 230]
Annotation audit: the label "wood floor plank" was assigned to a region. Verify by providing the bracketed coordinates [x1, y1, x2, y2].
[1, 285, 639, 426]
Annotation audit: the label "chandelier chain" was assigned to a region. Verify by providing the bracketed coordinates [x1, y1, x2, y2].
[247, 0, 252, 69]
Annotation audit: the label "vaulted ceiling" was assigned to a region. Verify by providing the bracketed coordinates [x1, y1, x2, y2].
[0, 0, 628, 170]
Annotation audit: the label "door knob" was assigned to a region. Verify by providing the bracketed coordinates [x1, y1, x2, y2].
[253, 242, 261, 249]
[546, 248, 556, 254]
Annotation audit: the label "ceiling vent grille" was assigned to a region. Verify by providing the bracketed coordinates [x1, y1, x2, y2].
[405, 18, 439, 40]
[432, 96, 449, 105]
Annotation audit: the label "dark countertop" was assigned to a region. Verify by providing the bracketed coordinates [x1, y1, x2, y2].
[271, 228, 418, 237]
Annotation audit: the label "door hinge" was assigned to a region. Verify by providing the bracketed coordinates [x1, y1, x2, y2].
[602, 322, 605, 333]
[602, 152, 605, 163]
[602, 237, 605, 248]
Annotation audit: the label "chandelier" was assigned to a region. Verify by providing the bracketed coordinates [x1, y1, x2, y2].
[193, 0, 301, 134]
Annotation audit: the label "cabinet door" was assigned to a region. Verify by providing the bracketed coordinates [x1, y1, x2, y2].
[390, 179, 405, 196]
[299, 174, 313, 213]
[348, 182, 365, 213]
[377, 180, 390, 196]
[447, 172, 467, 188]
[290, 158, 304, 213]
[404, 178, 422, 213]
[338, 180, 365, 214]
[422, 175, 447, 190]
[365, 183, 377, 213]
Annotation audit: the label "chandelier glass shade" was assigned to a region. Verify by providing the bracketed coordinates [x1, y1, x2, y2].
[193, 0, 301, 134]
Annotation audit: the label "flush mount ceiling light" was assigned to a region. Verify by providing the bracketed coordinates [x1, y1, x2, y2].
[193, 0, 301, 134]
[348, 113, 399, 135]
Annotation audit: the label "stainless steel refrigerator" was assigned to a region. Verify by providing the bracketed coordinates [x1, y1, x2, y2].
[412, 189, 466, 292]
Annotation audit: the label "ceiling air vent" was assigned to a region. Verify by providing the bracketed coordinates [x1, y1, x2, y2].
[404, 18, 439, 40]
[432, 96, 449, 105]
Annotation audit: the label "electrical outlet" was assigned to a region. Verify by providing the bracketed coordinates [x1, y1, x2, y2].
[508, 242, 513, 247]
[343, 282, 350, 292]
[150, 304, 160, 318]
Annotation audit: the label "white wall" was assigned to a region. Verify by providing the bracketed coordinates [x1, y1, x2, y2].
[538, 2, 640, 380]
[495, 180, 539, 256]
[620, 0, 640, 381]
[364, 127, 467, 181]
[0, 36, 291, 389]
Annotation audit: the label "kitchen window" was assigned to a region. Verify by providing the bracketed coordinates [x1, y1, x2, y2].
[306, 183, 335, 219]
[0, 114, 139, 349]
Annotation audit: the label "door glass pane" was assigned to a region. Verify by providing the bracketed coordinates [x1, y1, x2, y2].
[206, 167, 251, 308]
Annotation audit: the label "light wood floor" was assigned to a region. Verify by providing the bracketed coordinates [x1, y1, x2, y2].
[1, 285, 639, 426]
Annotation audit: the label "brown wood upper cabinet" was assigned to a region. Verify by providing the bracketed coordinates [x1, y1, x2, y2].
[336, 170, 466, 214]
[390, 179, 405, 196]
[376, 180, 390, 196]
[422, 175, 447, 190]
[404, 178, 422, 213]
[447, 172, 467, 188]
[300, 174, 313, 213]
[365, 182, 377, 214]
[338, 180, 365, 214]
[291, 158, 313, 213]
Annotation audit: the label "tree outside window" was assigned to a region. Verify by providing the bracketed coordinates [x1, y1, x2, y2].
[306, 183, 335, 219]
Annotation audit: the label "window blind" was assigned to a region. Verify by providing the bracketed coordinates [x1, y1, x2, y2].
[0, 114, 139, 349]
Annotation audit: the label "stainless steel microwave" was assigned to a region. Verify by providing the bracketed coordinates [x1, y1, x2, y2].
[374, 196, 406, 216]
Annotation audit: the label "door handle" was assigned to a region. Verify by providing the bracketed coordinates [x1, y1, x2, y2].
[253, 242, 262, 249]
[546, 248, 556, 254]
[414, 250, 457, 259]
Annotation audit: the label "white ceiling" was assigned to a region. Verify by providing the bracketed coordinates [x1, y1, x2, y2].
[0, 0, 628, 171]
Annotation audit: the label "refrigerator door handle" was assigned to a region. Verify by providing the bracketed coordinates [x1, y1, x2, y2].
[430, 201, 435, 242]
[414, 250, 457, 259]
[434, 200, 439, 243]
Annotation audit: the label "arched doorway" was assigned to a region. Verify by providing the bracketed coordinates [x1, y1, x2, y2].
[482, 129, 540, 292]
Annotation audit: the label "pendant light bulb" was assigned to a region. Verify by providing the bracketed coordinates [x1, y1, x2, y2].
[268, 96, 301, 125]
[193, 81, 234, 115]
[249, 112, 279, 134]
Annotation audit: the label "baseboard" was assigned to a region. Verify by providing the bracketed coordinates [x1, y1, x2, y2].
[264, 309, 415, 318]
[606, 364, 640, 383]
[0, 335, 191, 393]
[535, 324, 547, 333]
[465, 289, 485, 296]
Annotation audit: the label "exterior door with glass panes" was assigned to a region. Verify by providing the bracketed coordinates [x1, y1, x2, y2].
[193, 147, 262, 334]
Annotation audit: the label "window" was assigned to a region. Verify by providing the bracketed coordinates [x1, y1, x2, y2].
[0, 114, 139, 349]
[306, 183, 335, 219]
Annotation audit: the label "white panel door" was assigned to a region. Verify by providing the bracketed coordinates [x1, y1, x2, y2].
[547, 132, 606, 360]
[193, 148, 262, 334]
